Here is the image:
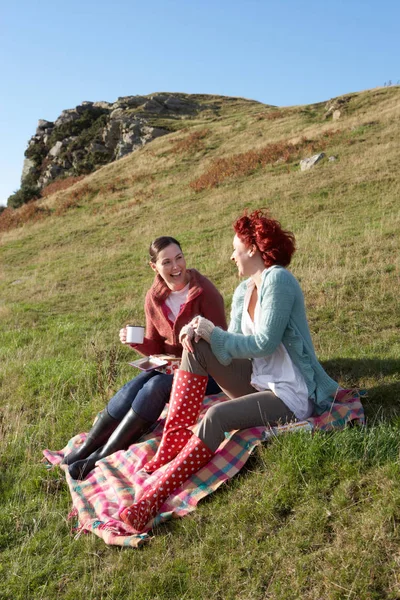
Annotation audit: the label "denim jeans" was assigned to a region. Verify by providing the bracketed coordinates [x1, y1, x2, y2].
[107, 369, 220, 423]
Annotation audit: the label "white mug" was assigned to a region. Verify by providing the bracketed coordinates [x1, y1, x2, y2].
[126, 325, 144, 344]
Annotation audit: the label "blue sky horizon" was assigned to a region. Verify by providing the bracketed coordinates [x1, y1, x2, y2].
[1, 0, 399, 206]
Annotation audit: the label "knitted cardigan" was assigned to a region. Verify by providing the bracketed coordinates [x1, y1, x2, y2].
[132, 268, 227, 358]
[210, 265, 339, 414]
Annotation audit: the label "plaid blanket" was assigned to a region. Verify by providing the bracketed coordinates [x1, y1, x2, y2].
[43, 389, 365, 548]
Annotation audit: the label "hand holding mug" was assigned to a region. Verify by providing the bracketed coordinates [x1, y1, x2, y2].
[125, 325, 145, 344]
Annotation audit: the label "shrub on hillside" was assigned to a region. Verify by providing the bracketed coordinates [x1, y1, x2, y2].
[49, 113, 110, 177]
[171, 129, 210, 154]
[189, 141, 297, 192]
[67, 182, 98, 204]
[189, 131, 341, 192]
[70, 114, 109, 148]
[7, 184, 41, 209]
[47, 109, 109, 147]
[40, 175, 85, 197]
[0, 202, 51, 232]
[47, 181, 95, 215]
[25, 140, 47, 167]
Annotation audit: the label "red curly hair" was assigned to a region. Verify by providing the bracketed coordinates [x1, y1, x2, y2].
[233, 209, 296, 268]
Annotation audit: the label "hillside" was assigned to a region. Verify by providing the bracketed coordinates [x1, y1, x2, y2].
[0, 86, 400, 600]
[8, 92, 265, 207]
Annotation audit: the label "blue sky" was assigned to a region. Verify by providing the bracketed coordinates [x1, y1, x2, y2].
[1, 0, 399, 205]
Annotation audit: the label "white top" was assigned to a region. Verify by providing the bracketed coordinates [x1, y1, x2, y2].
[242, 277, 313, 420]
[164, 283, 190, 322]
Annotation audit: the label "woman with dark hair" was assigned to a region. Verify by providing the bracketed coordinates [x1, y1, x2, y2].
[63, 236, 227, 480]
[120, 210, 340, 532]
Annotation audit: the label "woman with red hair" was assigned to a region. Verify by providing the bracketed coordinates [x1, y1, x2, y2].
[120, 210, 339, 532]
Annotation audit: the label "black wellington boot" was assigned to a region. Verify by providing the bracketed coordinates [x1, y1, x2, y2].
[62, 409, 119, 466]
[68, 409, 152, 480]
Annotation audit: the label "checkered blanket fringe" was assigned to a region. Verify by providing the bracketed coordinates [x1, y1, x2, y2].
[43, 388, 365, 548]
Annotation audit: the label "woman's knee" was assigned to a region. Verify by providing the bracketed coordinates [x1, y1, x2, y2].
[193, 339, 214, 361]
[131, 373, 173, 420]
[182, 339, 215, 373]
[201, 404, 224, 428]
[197, 405, 226, 452]
[143, 373, 172, 396]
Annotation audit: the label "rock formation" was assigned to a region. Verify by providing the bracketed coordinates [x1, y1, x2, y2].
[21, 93, 219, 190]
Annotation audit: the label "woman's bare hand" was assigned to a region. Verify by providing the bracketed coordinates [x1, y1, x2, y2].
[179, 324, 195, 353]
[120, 327, 127, 344]
[181, 333, 194, 353]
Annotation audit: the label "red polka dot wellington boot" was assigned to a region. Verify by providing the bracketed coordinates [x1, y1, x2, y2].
[144, 369, 208, 473]
[120, 434, 213, 532]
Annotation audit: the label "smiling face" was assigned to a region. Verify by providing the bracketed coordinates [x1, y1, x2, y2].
[230, 234, 256, 278]
[150, 243, 189, 291]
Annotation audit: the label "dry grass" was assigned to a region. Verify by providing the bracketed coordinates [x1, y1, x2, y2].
[170, 128, 210, 154]
[189, 130, 341, 192]
[0, 202, 51, 232]
[40, 175, 85, 197]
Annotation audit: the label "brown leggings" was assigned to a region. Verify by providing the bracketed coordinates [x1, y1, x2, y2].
[180, 340, 295, 452]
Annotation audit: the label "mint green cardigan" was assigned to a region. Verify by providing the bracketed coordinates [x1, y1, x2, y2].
[210, 266, 339, 414]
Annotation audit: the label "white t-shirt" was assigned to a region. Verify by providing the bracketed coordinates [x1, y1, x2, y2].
[242, 278, 313, 420]
[165, 283, 190, 322]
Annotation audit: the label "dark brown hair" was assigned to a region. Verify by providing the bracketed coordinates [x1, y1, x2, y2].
[149, 236, 182, 263]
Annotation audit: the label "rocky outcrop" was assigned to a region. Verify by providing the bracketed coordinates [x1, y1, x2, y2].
[324, 95, 351, 120]
[21, 93, 213, 189]
[300, 152, 325, 171]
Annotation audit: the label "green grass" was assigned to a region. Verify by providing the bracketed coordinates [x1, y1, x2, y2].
[0, 86, 400, 599]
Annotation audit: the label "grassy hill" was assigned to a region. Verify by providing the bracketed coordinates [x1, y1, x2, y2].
[0, 86, 399, 600]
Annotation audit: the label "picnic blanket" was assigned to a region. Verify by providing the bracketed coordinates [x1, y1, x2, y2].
[43, 389, 365, 548]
